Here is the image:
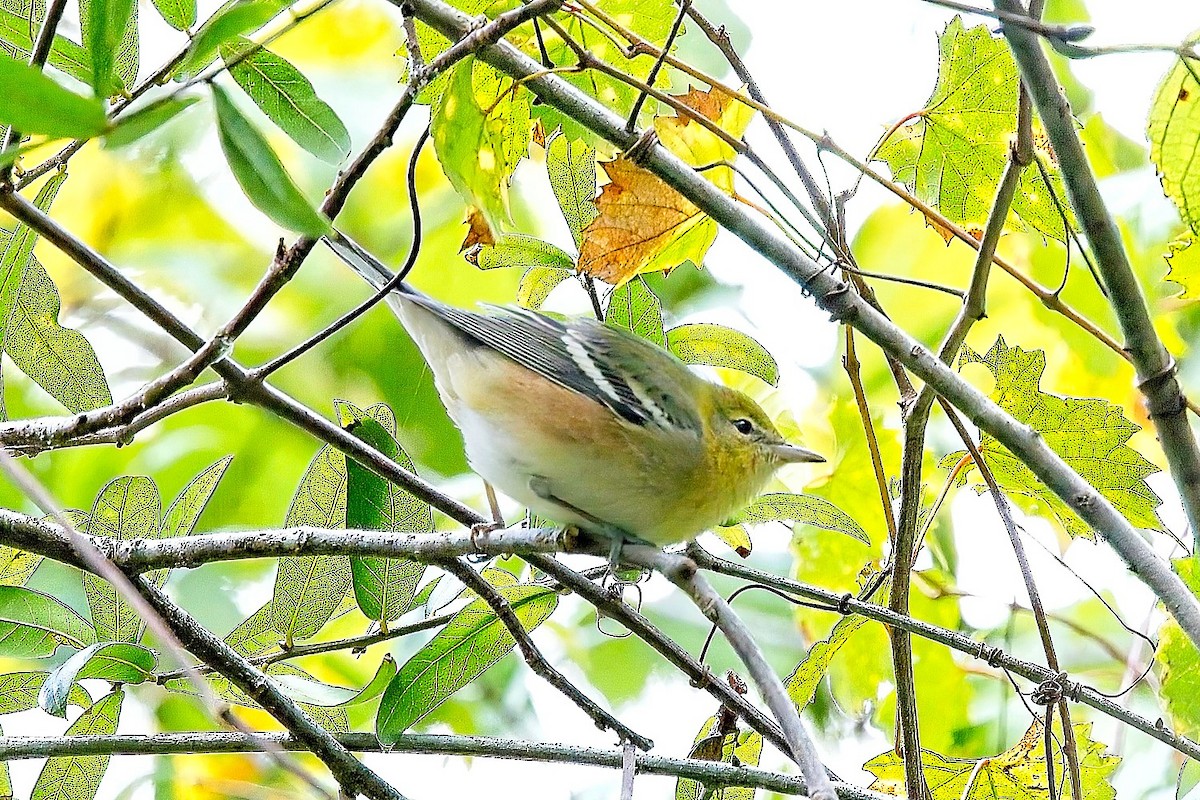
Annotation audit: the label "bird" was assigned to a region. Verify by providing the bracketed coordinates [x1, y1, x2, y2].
[324, 231, 825, 561]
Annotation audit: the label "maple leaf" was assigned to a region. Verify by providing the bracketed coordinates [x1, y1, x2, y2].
[940, 336, 1162, 540]
[874, 17, 1074, 242]
[578, 86, 753, 285]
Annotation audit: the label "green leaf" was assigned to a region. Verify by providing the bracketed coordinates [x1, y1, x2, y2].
[0, 51, 107, 138]
[84, 0, 136, 97]
[161, 455, 232, 539]
[1149, 44, 1200, 234]
[104, 95, 199, 148]
[432, 57, 520, 234]
[784, 614, 868, 710]
[0, 9, 92, 85]
[151, 0, 195, 30]
[533, 0, 679, 143]
[82, 476, 162, 642]
[677, 715, 763, 800]
[376, 583, 558, 744]
[212, 84, 331, 236]
[0, 671, 90, 715]
[605, 277, 665, 347]
[467, 234, 575, 272]
[175, 0, 280, 78]
[864, 719, 1118, 799]
[667, 322, 779, 386]
[0, 545, 41, 585]
[79, 0, 137, 96]
[1157, 559, 1200, 738]
[517, 266, 571, 309]
[222, 39, 351, 164]
[39, 642, 154, 717]
[874, 17, 1073, 242]
[224, 598, 280, 656]
[730, 493, 870, 544]
[346, 417, 430, 625]
[943, 336, 1162, 539]
[0, 585, 95, 657]
[8, 255, 113, 413]
[1165, 234, 1200, 300]
[31, 690, 124, 800]
[547, 133, 598, 249]
[713, 522, 752, 557]
[271, 402, 396, 643]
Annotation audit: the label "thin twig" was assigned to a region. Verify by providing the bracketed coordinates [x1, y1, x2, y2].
[443, 559, 653, 750]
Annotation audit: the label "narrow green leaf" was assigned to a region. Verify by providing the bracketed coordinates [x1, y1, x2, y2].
[605, 277, 665, 347]
[467, 234, 575, 272]
[161, 455, 232, 539]
[730, 493, 870, 544]
[546, 133, 598, 249]
[222, 39, 350, 164]
[0, 585, 95, 657]
[175, 0, 279, 79]
[80, 0, 137, 95]
[346, 417, 430, 625]
[0, 9, 92, 85]
[104, 95, 198, 148]
[83, 476, 161, 642]
[0, 52, 106, 138]
[667, 322, 780, 386]
[39, 642, 154, 717]
[8, 255, 113, 413]
[31, 690, 124, 800]
[151, 0, 195, 30]
[517, 266, 571, 309]
[271, 403, 397, 643]
[0, 671, 90, 715]
[84, 0, 136, 97]
[376, 583, 558, 744]
[212, 84, 331, 236]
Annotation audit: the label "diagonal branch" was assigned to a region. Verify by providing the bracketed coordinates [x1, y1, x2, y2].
[997, 0, 1200, 544]
[405, 0, 1200, 653]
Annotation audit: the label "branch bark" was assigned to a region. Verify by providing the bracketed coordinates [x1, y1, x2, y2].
[404, 0, 1200, 653]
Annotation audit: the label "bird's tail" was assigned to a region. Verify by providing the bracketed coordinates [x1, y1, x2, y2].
[322, 230, 419, 298]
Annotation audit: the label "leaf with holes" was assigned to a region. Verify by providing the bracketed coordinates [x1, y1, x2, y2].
[676, 715, 762, 800]
[941, 336, 1162, 539]
[376, 583, 558, 744]
[874, 17, 1073, 242]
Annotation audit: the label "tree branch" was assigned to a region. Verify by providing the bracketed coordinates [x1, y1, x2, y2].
[997, 0, 1200, 544]
[405, 0, 1200, 652]
[0, 731, 892, 800]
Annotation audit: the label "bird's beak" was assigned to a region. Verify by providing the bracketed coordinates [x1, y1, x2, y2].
[771, 443, 826, 464]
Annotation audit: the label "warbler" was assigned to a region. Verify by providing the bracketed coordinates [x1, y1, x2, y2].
[325, 232, 824, 556]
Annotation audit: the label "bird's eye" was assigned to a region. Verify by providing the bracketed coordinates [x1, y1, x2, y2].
[732, 418, 755, 435]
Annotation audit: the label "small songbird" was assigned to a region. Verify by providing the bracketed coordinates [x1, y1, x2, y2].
[326, 232, 824, 558]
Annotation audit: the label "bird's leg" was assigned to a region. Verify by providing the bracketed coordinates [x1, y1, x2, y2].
[528, 476, 638, 570]
[468, 481, 507, 562]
